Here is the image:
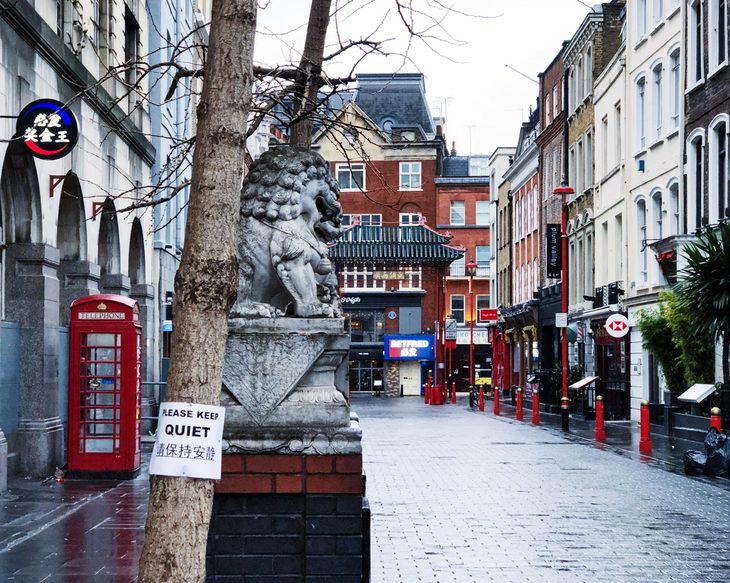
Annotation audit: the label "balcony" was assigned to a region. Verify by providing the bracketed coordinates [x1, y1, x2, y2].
[449, 264, 490, 278]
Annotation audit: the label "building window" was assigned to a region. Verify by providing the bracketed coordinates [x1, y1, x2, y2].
[450, 295, 465, 324]
[349, 311, 385, 343]
[336, 163, 365, 190]
[710, 0, 729, 70]
[553, 85, 559, 117]
[341, 265, 386, 291]
[576, 138, 584, 193]
[475, 201, 490, 225]
[689, 0, 704, 84]
[545, 93, 552, 126]
[668, 181, 680, 235]
[56, 0, 64, 36]
[653, 64, 663, 139]
[124, 6, 141, 87]
[342, 214, 381, 227]
[476, 295, 490, 322]
[652, 190, 664, 241]
[614, 102, 622, 164]
[399, 162, 421, 190]
[601, 116, 609, 174]
[90, 0, 100, 47]
[637, 0, 647, 37]
[568, 146, 576, 191]
[637, 199, 648, 284]
[636, 77, 646, 150]
[654, 0, 664, 23]
[710, 120, 729, 222]
[399, 213, 421, 226]
[450, 256, 465, 277]
[576, 57, 584, 101]
[476, 246, 490, 277]
[450, 201, 465, 225]
[670, 49, 681, 129]
[687, 133, 705, 231]
[585, 47, 592, 97]
[585, 129, 593, 189]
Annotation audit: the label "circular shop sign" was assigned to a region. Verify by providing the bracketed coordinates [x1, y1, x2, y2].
[16, 99, 79, 160]
[605, 313, 630, 338]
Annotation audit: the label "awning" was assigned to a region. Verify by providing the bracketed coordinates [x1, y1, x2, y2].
[569, 375, 600, 389]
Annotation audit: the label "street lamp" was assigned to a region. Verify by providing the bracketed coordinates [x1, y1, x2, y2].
[466, 258, 478, 395]
[553, 184, 574, 432]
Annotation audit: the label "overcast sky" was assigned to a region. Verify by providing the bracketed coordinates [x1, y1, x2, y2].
[254, 0, 593, 156]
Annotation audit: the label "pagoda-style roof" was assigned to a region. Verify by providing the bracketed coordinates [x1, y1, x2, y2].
[329, 225, 464, 265]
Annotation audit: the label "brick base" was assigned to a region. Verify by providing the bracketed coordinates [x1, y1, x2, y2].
[206, 454, 366, 582]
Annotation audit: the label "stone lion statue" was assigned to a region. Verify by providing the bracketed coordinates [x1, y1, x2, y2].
[230, 147, 343, 318]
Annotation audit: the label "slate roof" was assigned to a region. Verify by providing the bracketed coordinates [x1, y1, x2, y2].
[442, 156, 470, 177]
[329, 225, 464, 265]
[352, 73, 435, 137]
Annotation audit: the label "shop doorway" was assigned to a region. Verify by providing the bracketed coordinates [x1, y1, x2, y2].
[349, 359, 384, 393]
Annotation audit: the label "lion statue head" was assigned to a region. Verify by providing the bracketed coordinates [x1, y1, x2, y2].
[241, 147, 342, 242]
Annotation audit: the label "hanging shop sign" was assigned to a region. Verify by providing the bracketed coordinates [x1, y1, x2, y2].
[16, 99, 79, 160]
[384, 334, 435, 360]
[149, 402, 226, 480]
[605, 313, 630, 338]
[546, 223, 561, 279]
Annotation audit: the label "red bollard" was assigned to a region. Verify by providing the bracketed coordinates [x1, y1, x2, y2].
[478, 387, 485, 411]
[451, 382, 456, 404]
[532, 389, 540, 425]
[494, 385, 500, 416]
[516, 388, 523, 421]
[639, 400, 652, 454]
[710, 407, 722, 431]
[433, 384, 443, 406]
[424, 383, 430, 405]
[595, 395, 606, 442]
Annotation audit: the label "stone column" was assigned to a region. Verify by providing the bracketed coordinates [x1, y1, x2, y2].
[57, 260, 100, 326]
[0, 429, 7, 492]
[384, 360, 401, 398]
[99, 273, 130, 296]
[130, 283, 156, 434]
[5, 243, 64, 477]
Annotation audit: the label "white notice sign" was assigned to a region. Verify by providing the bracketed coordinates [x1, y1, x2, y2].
[555, 313, 568, 328]
[149, 402, 225, 480]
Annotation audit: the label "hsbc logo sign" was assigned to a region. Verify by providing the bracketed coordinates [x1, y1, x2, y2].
[605, 314, 630, 338]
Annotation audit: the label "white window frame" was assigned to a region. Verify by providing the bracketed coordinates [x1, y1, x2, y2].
[710, 0, 729, 73]
[475, 201, 490, 225]
[450, 200, 465, 225]
[585, 129, 593, 189]
[636, 198, 649, 285]
[476, 246, 491, 277]
[654, 0, 664, 24]
[476, 295, 490, 323]
[336, 162, 365, 191]
[636, 76, 647, 151]
[686, 129, 706, 232]
[450, 294, 466, 324]
[709, 116, 729, 223]
[450, 256, 465, 277]
[652, 62, 663, 139]
[669, 48, 681, 130]
[688, 0, 705, 87]
[553, 85, 559, 118]
[545, 92, 552, 127]
[667, 180, 680, 236]
[637, 0, 648, 38]
[614, 101, 622, 166]
[601, 115, 609, 175]
[399, 162, 421, 190]
[399, 213, 421, 226]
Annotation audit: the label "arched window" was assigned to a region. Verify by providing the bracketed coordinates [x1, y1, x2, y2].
[709, 118, 729, 223]
[636, 76, 647, 149]
[688, 0, 705, 85]
[669, 48, 681, 129]
[652, 62, 663, 139]
[636, 198, 648, 284]
[667, 180, 680, 236]
[686, 130, 705, 231]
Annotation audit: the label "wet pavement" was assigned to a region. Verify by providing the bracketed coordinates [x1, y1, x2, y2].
[356, 395, 730, 583]
[1, 396, 728, 582]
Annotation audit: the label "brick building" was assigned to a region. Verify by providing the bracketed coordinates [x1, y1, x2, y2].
[314, 74, 464, 396]
[435, 153, 492, 391]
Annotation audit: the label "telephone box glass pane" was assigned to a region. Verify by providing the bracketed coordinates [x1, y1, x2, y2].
[79, 333, 122, 453]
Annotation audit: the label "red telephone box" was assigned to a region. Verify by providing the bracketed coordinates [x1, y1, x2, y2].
[68, 294, 142, 474]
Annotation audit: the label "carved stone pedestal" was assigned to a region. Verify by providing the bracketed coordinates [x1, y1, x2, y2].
[206, 317, 366, 583]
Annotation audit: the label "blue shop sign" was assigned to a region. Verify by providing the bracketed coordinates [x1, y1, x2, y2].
[384, 334, 435, 361]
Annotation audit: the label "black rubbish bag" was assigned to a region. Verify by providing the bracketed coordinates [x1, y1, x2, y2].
[684, 450, 707, 475]
[703, 427, 730, 477]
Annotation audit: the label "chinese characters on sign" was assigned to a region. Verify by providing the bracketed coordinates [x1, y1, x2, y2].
[149, 402, 226, 480]
[16, 99, 79, 160]
[384, 335, 435, 360]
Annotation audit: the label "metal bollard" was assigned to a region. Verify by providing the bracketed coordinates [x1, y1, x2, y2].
[639, 400, 652, 454]
[532, 389, 540, 425]
[424, 383, 430, 405]
[710, 407, 722, 431]
[451, 382, 456, 404]
[494, 385, 500, 416]
[477, 387, 484, 411]
[561, 396, 570, 432]
[595, 395, 606, 442]
[516, 388, 523, 421]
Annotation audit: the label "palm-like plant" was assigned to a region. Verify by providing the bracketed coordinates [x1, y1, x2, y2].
[673, 223, 730, 386]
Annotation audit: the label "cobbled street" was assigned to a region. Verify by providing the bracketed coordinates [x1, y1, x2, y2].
[354, 395, 730, 583]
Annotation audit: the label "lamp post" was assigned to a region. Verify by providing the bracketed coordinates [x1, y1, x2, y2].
[553, 184, 574, 432]
[466, 258, 478, 397]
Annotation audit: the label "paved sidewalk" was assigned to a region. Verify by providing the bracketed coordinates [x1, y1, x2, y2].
[0, 395, 728, 582]
[354, 394, 730, 583]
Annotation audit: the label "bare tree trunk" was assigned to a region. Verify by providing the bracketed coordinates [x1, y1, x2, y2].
[138, 1, 257, 581]
[289, 0, 332, 147]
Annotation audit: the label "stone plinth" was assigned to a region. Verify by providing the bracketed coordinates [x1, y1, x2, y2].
[207, 316, 366, 582]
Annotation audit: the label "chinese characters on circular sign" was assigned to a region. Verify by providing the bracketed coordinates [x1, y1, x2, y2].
[605, 313, 630, 338]
[16, 99, 78, 160]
